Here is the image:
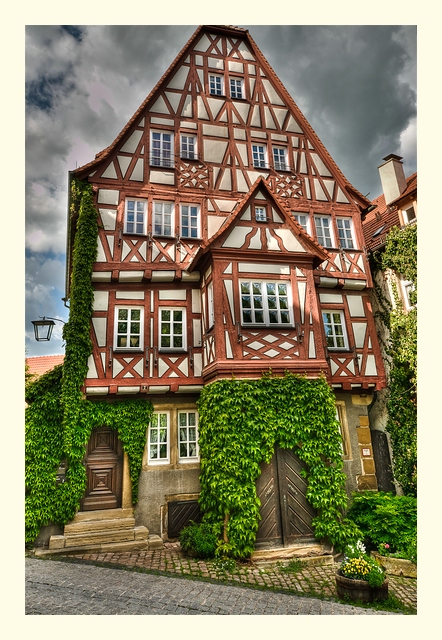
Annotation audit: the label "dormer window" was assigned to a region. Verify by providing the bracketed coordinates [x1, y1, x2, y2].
[402, 205, 416, 225]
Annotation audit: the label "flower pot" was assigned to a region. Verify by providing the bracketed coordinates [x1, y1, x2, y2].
[335, 570, 389, 603]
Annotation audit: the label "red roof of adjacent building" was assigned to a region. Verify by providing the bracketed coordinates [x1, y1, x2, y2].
[26, 355, 64, 377]
[362, 172, 416, 252]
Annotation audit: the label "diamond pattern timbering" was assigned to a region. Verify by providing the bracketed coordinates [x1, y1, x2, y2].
[179, 161, 210, 189]
[270, 173, 304, 198]
[241, 330, 300, 359]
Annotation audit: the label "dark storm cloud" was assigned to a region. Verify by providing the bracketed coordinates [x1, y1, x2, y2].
[25, 25, 416, 356]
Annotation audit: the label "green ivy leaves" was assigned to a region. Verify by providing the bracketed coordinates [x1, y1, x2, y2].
[197, 373, 360, 558]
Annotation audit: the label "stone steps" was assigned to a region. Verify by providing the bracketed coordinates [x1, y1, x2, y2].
[42, 509, 162, 555]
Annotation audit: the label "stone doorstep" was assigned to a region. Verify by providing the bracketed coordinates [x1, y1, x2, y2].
[35, 539, 149, 557]
[70, 508, 134, 523]
[251, 543, 329, 563]
[62, 525, 149, 548]
[64, 517, 136, 535]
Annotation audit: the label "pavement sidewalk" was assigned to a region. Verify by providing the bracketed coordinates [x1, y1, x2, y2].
[55, 542, 417, 613]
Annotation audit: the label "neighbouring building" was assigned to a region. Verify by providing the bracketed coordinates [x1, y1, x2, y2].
[56, 25, 388, 551]
[362, 154, 417, 494]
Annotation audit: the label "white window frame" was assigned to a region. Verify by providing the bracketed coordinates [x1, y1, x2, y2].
[252, 144, 267, 169]
[336, 217, 355, 250]
[180, 204, 200, 239]
[240, 280, 293, 327]
[399, 276, 416, 311]
[180, 134, 197, 160]
[207, 281, 215, 329]
[402, 205, 416, 225]
[229, 76, 244, 99]
[314, 215, 334, 248]
[148, 411, 170, 465]
[255, 206, 267, 222]
[178, 411, 199, 462]
[209, 74, 224, 96]
[153, 200, 174, 236]
[292, 212, 309, 234]
[159, 307, 186, 351]
[273, 146, 287, 171]
[150, 130, 174, 168]
[124, 198, 147, 235]
[114, 306, 144, 351]
[322, 310, 349, 350]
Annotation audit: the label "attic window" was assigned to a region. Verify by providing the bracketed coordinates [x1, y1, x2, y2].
[372, 225, 385, 238]
[255, 206, 267, 222]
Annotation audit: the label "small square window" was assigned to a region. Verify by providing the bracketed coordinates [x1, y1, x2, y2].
[209, 74, 223, 96]
[403, 205, 416, 225]
[230, 77, 243, 99]
[255, 206, 267, 222]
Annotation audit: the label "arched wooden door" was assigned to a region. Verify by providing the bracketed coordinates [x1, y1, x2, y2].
[80, 426, 123, 511]
[255, 447, 316, 548]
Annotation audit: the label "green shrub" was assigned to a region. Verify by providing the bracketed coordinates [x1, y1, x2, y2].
[346, 492, 417, 561]
[179, 521, 218, 559]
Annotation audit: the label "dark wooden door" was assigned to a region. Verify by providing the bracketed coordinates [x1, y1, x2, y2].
[256, 447, 315, 547]
[80, 426, 123, 511]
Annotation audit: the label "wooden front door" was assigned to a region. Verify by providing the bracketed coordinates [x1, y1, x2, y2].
[255, 447, 316, 547]
[80, 426, 123, 511]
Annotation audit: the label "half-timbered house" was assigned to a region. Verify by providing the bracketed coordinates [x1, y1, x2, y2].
[61, 25, 387, 551]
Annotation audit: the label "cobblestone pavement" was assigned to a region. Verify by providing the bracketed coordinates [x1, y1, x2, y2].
[26, 557, 401, 615]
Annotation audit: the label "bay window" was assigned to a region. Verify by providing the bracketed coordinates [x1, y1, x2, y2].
[240, 280, 292, 326]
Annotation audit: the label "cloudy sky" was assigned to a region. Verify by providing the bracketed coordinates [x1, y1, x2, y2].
[25, 24, 417, 358]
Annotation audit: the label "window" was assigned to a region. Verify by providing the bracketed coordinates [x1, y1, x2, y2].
[400, 277, 416, 310]
[178, 411, 199, 461]
[255, 206, 267, 222]
[207, 281, 215, 328]
[402, 205, 416, 225]
[335, 402, 351, 458]
[153, 201, 173, 236]
[159, 308, 186, 350]
[209, 74, 223, 96]
[273, 146, 287, 171]
[180, 135, 196, 160]
[229, 77, 243, 99]
[252, 144, 266, 168]
[314, 215, 334, 248]
[240, 281, 292, 326]
[322, 311, 348, 349]
[336, 217, 355, 249]
[148, 412, 170, 464]
[180, 204, 200, 238]
[124, 199, 147, 235]
[150, 131, 173, 168]
[293, 212, 309, 233]
[114, 307, 143, 350]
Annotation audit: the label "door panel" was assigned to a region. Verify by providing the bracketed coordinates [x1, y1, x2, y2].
[256, 447, 315, 547]
[80, 426, 123, 511]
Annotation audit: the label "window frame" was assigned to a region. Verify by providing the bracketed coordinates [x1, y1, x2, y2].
[239, 279, 294, 327]
[150, 130, 174, 168]
[272, 146, 288, 171]
[209, 74, 224, 96]
[402, 204, 417, 225]
[336, 217, 355, 250]
[153, 200, 174, 237]
[178, 411, 200, 462]
[180, 134, 197, 160]
[252, 143, 267, 169]
[292, 212, 310, 234]
[159, 307, 187, 352]
[113, 306, 144, 351]
[148, 411, 170, 465]
[255, 205, 267, 222]
[180, 203, 200, 239]
[207, 281, 215, 329]
[229, 76, 244, 99]
[322, 309, 349, 350]
[124, 198, 147, 236]
[314, 214, 334, 248]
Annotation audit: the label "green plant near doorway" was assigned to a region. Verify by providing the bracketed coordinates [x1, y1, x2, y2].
[196, 373, 361, 559]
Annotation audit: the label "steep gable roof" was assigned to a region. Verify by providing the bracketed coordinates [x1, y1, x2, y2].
[72, 25, 370, 208]
[188, 176, 330, 270]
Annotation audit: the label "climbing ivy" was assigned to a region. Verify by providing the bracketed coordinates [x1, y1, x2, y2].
[371, 223, 417, 496]
[197, 373, 361, 558]
[25, 178, 153, 545]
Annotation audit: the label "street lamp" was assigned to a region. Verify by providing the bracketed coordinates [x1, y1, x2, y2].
[31, 316, 66, 342]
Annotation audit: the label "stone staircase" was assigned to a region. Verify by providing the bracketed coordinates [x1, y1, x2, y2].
[35, 508, 163, 556]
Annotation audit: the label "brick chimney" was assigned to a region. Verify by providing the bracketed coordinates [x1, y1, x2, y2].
[378, 154, 407, 205]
